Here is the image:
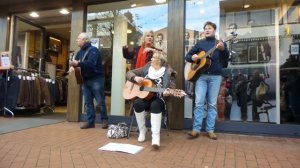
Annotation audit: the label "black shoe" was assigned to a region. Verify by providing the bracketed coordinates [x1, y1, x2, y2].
[80, 123, 95, 129]
[102, 120, 109, 129]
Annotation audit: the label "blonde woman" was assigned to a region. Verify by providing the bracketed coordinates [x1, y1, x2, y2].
[123, 30, 162, 69]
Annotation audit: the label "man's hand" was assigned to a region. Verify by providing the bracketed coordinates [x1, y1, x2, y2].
[191, 54, 200, 62]
[216, 41, 225, 51]
[69, 60, 79, 67]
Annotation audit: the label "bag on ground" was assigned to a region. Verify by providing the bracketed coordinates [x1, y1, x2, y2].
[107, 122, 129, 139]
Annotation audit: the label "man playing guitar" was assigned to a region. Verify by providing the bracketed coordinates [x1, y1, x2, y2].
[185, 21, 229, 140]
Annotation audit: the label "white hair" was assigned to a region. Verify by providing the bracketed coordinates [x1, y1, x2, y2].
[79, 32, 91, 43]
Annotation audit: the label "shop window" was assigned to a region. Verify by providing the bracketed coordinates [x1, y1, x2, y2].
[184, 0, 279, 123]
[87, 1, 168, 116]
[287, 6, 299, 23]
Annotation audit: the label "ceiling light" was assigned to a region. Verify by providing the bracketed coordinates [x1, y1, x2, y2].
[50, 37, 61, 42]
[29, 12, 39, 18]
[127, 29, 132, 34]
[131, 3, 136, 7]
[60, 8, 70, 15]
[243, 4, 250, 8]
[130, 41, 134, 45]
[155, 0, 166, 3]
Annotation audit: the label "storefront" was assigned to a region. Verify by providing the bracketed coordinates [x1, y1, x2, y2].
[1, 0, 300, 136]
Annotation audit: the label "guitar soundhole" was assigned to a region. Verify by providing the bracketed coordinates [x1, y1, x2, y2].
[139, 86, 144, 91]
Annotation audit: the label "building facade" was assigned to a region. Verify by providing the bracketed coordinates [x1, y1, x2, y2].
[0, 0, 299, 136]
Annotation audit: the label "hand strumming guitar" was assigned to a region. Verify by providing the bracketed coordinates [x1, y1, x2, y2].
[134, 76, 145, 84]
[70, 60, 79, 67]
[191, 54, 200, 62]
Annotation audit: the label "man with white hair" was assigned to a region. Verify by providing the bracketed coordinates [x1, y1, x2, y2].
[70, 32, 109, 129]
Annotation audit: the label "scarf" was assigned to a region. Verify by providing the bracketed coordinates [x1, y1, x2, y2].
[135, 45, 147, 68]
[147, 66, 165, 80]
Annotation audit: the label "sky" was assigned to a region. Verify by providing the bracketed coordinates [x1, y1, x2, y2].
[121, 4, 168, 32]
[121, 0, 220, 33]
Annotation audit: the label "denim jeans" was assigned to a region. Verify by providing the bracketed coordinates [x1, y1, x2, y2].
[82, 76, 108, 125]
[192, 75, 222, 133]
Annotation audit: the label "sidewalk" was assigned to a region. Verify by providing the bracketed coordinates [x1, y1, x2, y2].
[0, 121, 299, 168]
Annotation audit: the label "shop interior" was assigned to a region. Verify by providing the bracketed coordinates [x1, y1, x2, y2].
[11, 8, 72, 115]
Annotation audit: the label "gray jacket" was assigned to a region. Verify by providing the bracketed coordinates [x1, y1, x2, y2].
[126, 62, 177, 90]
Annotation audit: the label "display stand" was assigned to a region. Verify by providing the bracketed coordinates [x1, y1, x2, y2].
[0, 65, 14, 117]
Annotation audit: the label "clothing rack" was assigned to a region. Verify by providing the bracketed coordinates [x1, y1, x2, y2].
[12, 67, 54, 113]
[14, 67, 49, 75]
[0, 66, 15, 117]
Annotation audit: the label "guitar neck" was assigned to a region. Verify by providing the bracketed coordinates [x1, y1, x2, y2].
[205, 46, 217, 58]
[142, 87, 166, 93]
[203, 35, 235, 58]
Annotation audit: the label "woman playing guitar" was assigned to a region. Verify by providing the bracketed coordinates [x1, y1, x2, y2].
[125, 52, 177, 150]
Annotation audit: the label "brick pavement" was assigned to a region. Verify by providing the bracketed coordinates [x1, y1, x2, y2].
[0, 121, 300, 168]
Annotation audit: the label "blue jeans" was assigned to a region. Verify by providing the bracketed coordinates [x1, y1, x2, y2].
[192, 75, 222, 133]
[82, 76, 108, 125]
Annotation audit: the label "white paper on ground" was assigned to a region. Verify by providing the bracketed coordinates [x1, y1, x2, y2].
[98, 142, 144, 154]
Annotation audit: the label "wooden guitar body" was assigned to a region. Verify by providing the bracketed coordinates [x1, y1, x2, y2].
[185, 51, 211, 82]
[123, 79, 186, 100]
[184, 34, 237, 82]
[74, 67, 83, 85]
[123, 80, 155, 100]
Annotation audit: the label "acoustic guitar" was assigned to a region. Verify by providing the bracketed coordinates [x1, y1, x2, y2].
[123, 79, 186, 100]
[184, 34, 237, 82]
[70, 51, 83, 85]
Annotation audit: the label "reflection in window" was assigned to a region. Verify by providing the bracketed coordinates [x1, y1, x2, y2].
[287, 6, 299, 23]
[87, 1, 168, 116]
[250, 9, 272, 26]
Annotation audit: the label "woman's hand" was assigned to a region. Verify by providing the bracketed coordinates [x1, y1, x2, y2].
[134, 76, 144, 84]
[143, 47, 154, 53]
[163, 88, 171, 97]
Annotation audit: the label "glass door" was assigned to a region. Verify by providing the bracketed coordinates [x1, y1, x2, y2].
[12, 16, 45, 71]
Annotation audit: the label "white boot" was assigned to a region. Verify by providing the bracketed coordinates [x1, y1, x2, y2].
[135, 111, 147, 142]
[151, 113, 162, 149]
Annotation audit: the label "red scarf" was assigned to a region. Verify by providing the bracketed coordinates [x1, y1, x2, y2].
[135, 45, 147, 68]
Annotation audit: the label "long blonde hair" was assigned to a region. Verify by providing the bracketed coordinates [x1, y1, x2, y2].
[139, 30, 155, 47]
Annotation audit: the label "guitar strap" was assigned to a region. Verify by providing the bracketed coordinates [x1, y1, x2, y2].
[210, 39, 219, 58]
[81, 48, 91, 62]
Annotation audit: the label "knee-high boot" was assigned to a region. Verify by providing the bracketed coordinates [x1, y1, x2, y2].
[151, 113, 162, 149]
[135, 111, 147, 142]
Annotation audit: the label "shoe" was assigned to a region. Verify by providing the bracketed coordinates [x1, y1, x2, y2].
[188, 131, 199, 139]
[80, 123, 95, 129]
[207, 132, 218, 140]
[102, 120, 109, 129]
